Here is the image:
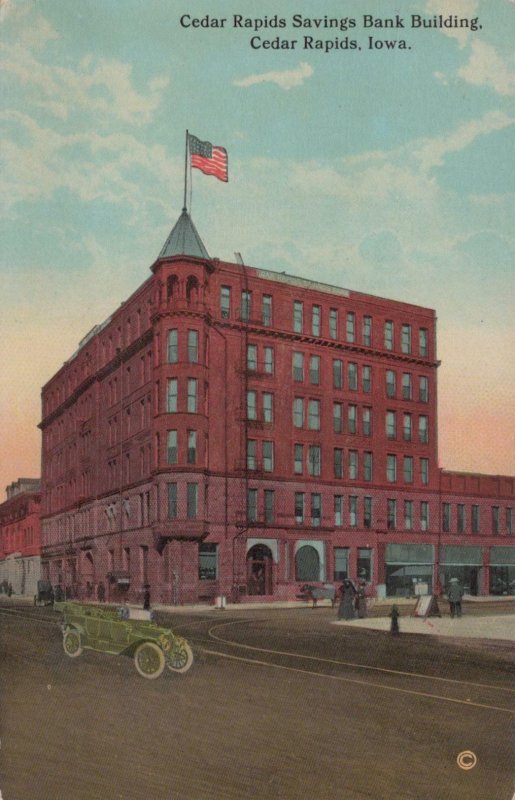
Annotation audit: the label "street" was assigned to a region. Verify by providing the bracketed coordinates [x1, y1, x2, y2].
[0, 602, 514, 800]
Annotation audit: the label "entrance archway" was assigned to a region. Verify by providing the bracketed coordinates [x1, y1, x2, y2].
[246, 544, 273, 596]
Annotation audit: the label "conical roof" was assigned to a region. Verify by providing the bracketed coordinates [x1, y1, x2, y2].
[158, 208, 210, 260]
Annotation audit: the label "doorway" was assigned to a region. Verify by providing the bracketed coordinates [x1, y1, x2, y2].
[246, 544, 273, 596]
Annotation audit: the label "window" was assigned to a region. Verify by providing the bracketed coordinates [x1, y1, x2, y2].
[187, 483, 197, 519]
[247, 391, 257, 420]
[333, 359, 343, 389]
[420, 501, 429, 531]
[349, 450, 358, 480]
[334, 495, 343, 526]
[247, 489, 257, 522]
[403, 413, 412, 442]
[166, 431, 177, 464]
[262, 295, 272, 326]
[384, 320, 394, 350]
[263, 441, 274, 472]
[247, 440, 256, 470]
[309, 355, 320, 385]
[308, 400, 320, 430]
[167, 330, 178, 363]
[264, 490, 274, 523]
[386, 370, 396, 398]
[329, 309, 338, 339]
[247, 344, 257, 370]
[167, 379, 178, 412]
[311, 494, 321, 527]
[294, 444, 303, 474]
[364, 497, 372, 529]
[357, 548, 372, 582]
[167, 483, 177, 519]
[199, 543, 217, 580]
[293, 398, 304, 428]
[419, 328, 428, 357]
[402, 373, 412, 400]
[349, 496, 358, 527]
[364, 451, 373, 481]
[187, 379, 198, 413]
[443, 503, 451, 532]
[263, 393, 273, 423]
[334, 547, 348, 581]
[346, 312, 355, 343]
[330, 402, 342, 434]
[507, 508, 513, 536]
[348, 363, 358, 391]
[401, 324, 411, 354]
[387, 499, 397, 529]
[188, 330, 198, 363]
[386, 411, 396, 440]
[312, 305, 321, 336]
[241, 290, 251, 321]
[220, 286, 231, 318]
[293, 301, 303, 333]
[348, 405, 357, 434]
[187, 430, 197, 464]
[293, 352, 304, 382]
[492, 506, 500, 535]
[308, 446, 321, 477]
[362, 407, 372, 436]
[362, 365, 371, 393]
[419, 415, 428, 444]
[264, 347, 274, 374]
[334, 448, 343, 479]
[363, 316, 372, 347]
[420, 458, 429, 485]
[457, 504, 465, 533]
[419, 376, 429, 403]
[404, 501, 413, 530]
[472, 505, 480, 534]
[403, 456, 413, 483]
[387, 454, 397, 482]
[295, 492, 305, 523]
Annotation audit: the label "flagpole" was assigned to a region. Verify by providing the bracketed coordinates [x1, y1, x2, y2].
[183, 129, 189, 211]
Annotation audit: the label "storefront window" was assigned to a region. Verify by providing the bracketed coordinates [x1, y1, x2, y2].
[199, 543, 218, 581]
[333, 548, 348, 582]
[385, 543, 434, 597]
[489, 547, 515, 595]
[357, 548, 372, 583]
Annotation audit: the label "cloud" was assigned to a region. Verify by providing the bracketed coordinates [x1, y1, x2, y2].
[234, 62, 313, 90]
[457, 40, 515, 96]
[424, 0, 479, 47]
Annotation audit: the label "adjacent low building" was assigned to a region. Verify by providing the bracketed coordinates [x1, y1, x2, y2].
[0, 478, 42, 596]
[38, 210, 514, 604]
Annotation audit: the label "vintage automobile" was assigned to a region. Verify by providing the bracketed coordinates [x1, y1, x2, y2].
[34, 579, 55, 607]
[58, 602, 194, 679]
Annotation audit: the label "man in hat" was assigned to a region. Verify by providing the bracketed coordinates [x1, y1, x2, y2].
[446, 577, 464, 618]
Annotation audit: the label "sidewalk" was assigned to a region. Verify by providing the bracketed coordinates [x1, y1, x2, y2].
[334, 614, 515, 642]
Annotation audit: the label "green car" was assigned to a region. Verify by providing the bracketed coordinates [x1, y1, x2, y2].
[58, 602, 194, 679]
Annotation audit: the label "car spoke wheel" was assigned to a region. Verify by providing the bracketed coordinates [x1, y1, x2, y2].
[63, 628, 83, 658]
[167, 641, 194, 673]
[134, 642, 165, 679]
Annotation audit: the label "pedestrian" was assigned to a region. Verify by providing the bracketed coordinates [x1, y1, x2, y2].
[337, 579, 357, 620]
[7, 583, 13, 598]
[143, 585, 151, 610]
[389, 605, 400, 635]
[97, 582, 105, 603]
[356, 581, 368, 619]
[446, 577, 464, 618]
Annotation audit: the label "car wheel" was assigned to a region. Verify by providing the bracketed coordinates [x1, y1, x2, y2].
[63, 628, 83, 658]
[166, 641, 194, 673]
[134, 642, 165, 679]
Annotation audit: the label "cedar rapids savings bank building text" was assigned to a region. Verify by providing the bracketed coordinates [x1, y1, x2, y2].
[179, 13, 482, 51]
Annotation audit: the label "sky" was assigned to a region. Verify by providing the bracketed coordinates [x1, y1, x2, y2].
[0, 0, 514, 493]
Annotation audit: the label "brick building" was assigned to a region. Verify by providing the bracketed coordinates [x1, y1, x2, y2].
[0, 478, 42, 596]
[38, 209, 514, 604]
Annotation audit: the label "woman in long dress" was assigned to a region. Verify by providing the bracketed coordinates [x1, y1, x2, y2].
[337, 579, 357, 620]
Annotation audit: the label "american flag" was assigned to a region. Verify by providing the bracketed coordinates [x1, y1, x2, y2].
[189, 134, 228, 182]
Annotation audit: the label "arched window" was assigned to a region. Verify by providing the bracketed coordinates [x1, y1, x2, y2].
[295, 545, 320, 582]
[186, 275, 199, 304]
[167, 274, 178, 300]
